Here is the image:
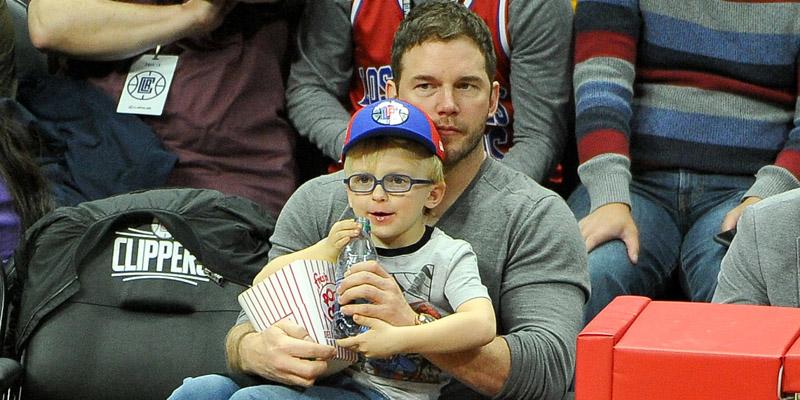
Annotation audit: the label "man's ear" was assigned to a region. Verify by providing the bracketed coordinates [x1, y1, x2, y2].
[425, 181, 446, 209]
[487, 81, 500, 119]
[386, 80, 398, 98]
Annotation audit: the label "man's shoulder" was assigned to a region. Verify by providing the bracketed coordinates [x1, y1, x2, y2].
[297, 171, 346, 190]
[471, 159, 562, 206]
[440, 159, 574, 233]
[290, 171, 348, 204]
[748, 188, 800, 226]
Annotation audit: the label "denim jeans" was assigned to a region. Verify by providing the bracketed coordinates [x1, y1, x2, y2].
[168, 373, 387, 400]
[568, 170, 753, 325]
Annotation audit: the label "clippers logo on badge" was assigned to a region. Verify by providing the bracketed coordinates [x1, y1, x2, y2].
[372, 100, 409, 125]
[126, 71, 167, 101]
[117, 51, 178, 116]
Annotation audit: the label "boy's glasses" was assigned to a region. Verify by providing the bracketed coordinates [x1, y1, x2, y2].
[343, 173, 433, 193]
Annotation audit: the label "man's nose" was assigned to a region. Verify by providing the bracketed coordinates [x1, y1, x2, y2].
[436, 87, 458, 115]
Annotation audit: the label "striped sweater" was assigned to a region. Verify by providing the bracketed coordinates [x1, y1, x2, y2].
[574, 0, 800, 210]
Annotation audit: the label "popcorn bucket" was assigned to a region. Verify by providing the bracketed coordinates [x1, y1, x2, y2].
[238, 259, 359, 371]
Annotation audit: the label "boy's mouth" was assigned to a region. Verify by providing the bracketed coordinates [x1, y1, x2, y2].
[369, 211, 394, 222]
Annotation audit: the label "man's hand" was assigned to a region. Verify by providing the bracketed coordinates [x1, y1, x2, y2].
[579, 202, 639, 264]
[336, 315, 405, 359]
[338, 260, 417, 327]
[181, 0, 235, 37]
[239, 319, 336, 387]
[721, 196, 761, 232]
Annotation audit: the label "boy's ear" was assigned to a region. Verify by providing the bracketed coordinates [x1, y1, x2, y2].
[425, 181, 446, 209]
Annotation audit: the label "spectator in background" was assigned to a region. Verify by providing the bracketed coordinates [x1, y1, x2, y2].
[570, 0, 800, 325]
[0, 113, 53, 268]
[286, 0, 574, 187]
[713, 188, 800, 307]
[0, 6, 50, 267]
[25, 0, 300, 216]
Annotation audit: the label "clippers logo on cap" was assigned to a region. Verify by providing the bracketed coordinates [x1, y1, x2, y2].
[372, 100, 410, 126]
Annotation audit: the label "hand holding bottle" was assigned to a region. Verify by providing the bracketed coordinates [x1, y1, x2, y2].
[315, 219, 362, 263]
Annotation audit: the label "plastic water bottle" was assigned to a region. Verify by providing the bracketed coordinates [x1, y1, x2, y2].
[332, 217, 376, 339]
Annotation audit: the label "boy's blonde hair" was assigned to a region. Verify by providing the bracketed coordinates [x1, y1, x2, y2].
[343, 137, 444, 184]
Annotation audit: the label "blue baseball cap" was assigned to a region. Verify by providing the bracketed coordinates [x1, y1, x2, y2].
[343, 99, 445, 160]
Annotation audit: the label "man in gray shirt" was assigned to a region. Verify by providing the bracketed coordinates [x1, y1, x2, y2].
[217, 3, 588, 400]
[713, 188, 800, 307]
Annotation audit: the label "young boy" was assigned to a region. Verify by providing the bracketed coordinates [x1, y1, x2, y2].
[249, 99, 496, 399]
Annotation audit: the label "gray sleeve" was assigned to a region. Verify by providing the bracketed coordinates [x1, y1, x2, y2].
[744, 165, 800, 200]
[285, 0, 353, 160]
[712, 207, 769, 305]
[497, 196, 590, 400]
[501, 0, 572, 182]
[443, 241, 489, 311]
[577, 153, 633, 212]
[268, 178, 344, 261]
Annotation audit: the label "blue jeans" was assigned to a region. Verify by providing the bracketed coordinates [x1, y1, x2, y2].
[168, 373, 387, 400]
[568, 170, 752, 325]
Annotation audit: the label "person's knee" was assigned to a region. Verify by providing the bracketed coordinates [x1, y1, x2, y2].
[684, 270, 718, 301]
[588, 241, 635, 284]
[168, 374, 239, 400]
[229, 384, 294, 400]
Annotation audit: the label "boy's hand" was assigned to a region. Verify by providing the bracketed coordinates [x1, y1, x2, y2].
[314, 219, 362, 262]
[335, 315, 405, 358]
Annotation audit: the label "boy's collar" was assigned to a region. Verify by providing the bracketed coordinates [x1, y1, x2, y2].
[376, 225, 434, 257]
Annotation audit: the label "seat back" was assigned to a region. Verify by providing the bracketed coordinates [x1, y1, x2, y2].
[12, 189, 274, 400]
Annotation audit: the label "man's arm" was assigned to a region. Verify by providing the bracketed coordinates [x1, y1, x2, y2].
[285, 0, 353, 160]
[573, 0, 642, 256]
[712, 207, 770, 305]
[431, 196, 589, 399]
[502, 0, 572, 182]
[27, 0, 230, 60]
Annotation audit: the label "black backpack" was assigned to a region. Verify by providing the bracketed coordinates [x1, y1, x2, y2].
[8, 188, 274, 399]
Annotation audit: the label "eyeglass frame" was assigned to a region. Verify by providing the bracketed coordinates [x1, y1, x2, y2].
[343, 173, 434, 194]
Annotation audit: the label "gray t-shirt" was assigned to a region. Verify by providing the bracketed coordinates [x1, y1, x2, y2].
[350, 226, 489, 400]
[713, 188, 800, 307]
[267, 158, 590, 400]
